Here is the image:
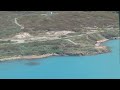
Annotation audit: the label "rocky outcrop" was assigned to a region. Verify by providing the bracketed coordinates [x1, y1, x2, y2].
[13, 32, 32, 39]
[46, 31, 75, 36]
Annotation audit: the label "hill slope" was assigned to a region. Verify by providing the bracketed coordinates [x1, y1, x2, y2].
[0, 11, 119, 61]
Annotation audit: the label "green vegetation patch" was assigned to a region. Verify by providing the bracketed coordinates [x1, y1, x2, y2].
[100, 30, 119, 39]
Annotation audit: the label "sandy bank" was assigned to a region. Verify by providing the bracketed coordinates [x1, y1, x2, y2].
[0, 53, 58, 62]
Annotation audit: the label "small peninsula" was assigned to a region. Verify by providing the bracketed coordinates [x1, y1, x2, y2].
[0, 11, 119, 61]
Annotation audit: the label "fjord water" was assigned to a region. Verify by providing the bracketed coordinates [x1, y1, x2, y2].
[0, 40, 119, 79]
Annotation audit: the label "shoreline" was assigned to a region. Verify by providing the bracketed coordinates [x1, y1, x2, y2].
[0, 38, 119, 62]
[0, 53, 58, 62]
[95, 39, 109, 46]
[95, 39, 109, 49]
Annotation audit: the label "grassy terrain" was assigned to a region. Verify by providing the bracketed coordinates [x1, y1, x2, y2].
[0, 11, 119, 59]
[0, 29, 118, 59]
[0, 11, 119, 38]
[100, 29, 119, 39]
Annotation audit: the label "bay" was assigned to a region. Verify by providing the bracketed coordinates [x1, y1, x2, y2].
[0, 40, 119, 79]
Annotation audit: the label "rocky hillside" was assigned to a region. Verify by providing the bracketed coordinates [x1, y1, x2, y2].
[0, 11, 119, 38]
[0, 11, 119, 60]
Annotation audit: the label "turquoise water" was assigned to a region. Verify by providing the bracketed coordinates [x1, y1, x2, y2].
[0, 40, 119, 79]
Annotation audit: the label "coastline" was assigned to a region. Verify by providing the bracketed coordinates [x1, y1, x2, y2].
[95, 39, 109, 49]
[0, 38, 119, 62]
[0, 53, 58, 62]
